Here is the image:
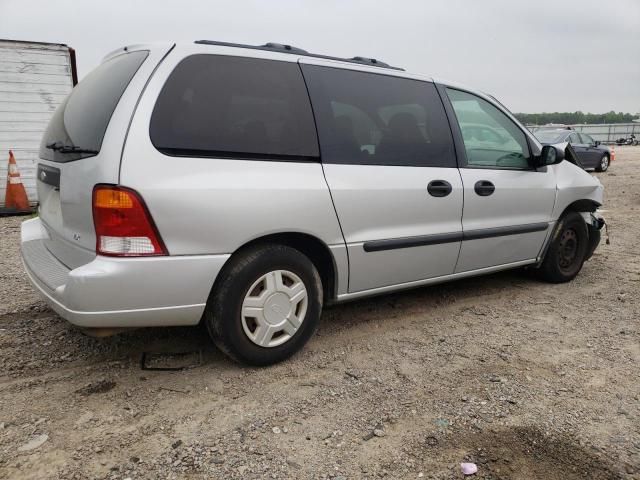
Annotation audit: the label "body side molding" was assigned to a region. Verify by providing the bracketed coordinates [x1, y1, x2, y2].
[362, 222, 550, 253]
[363, 232, 462, 252]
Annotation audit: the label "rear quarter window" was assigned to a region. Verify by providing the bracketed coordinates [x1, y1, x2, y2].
[150, 55, 319, 160]
[40, 50, 149, 162]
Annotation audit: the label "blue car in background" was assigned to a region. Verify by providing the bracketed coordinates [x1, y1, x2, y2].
[534, 128, 613, 172]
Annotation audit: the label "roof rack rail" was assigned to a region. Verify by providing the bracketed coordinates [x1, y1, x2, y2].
[194, 40, 403, 71]
[262, 42, 308, 54]
[350, 56, 391, 68]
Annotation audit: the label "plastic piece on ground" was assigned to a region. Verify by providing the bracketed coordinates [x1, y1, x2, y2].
[461, 463, 478, 475]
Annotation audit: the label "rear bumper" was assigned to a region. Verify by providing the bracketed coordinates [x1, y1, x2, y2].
[21, 217, 230, 328]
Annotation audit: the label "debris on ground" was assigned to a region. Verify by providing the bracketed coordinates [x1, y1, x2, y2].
[461, 462, 478, 475]
[141, 351, 202, 370]
[75, 379, 116, 396]
[17, 434, 49, 452]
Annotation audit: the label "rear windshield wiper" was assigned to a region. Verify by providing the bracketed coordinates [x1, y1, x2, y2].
[46, 142, 98, 155]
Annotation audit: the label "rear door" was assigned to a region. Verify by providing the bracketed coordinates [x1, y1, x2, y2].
[36, 45, 171, 268]
[443, 88, 556, 272]
[301, 63, 463, 293]
[567, 132, 595, 168]
[578, 133, 601, 168]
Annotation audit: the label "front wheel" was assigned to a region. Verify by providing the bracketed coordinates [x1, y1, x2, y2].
[536, 212, 589, 283]
[203, 244, 323, 366]
[595, 154, 609, 172]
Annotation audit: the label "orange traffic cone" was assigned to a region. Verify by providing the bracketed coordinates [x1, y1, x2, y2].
[610, 146, 615, 162]
[5, 150, 30, 212]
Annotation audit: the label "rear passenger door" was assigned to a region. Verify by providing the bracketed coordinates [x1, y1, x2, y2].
[578, 133, 601, 168]
[568, 132, 590, 166]
[301, 63, 463, 293]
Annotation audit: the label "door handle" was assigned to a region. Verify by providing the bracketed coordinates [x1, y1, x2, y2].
[427, 180, 452, 197]
[474, 180, 495, 196]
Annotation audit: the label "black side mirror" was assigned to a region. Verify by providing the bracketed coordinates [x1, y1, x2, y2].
[535, 145, 565, 168]
[595, 140, 601, 146]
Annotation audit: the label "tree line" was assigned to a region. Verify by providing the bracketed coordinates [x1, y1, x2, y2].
[513, 111, 639, 125]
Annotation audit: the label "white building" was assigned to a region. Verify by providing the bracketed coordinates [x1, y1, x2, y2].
[0, 39, 76, 211]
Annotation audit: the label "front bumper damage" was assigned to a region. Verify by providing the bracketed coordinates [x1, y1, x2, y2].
[585, 212, 606, 261]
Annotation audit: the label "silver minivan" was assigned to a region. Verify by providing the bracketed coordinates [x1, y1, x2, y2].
[21, 41, 605, 365]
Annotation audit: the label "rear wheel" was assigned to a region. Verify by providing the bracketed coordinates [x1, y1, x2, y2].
[595, 154, 609, 172]
[536, 212, 589, 283]
[204, 244, 322, 366]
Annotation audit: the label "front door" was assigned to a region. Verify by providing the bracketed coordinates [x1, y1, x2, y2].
[301, 62, 463, 293]
[444, 88, 557, 273]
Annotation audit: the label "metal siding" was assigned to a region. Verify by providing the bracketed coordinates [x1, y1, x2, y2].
[0, 100, 59, 113]
[530, 123, 640, 143]
[0, 62, 71, 75]
[0, 111, 56, 122]
[571, 123, 640, 143]
[0, 40, 74, 208]
[0, 81, 72, 94]
[0, 90, 68, 104]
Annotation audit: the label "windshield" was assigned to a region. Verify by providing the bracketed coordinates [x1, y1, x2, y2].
[535, 130, 567, 143]
[39, 50, 148, 162]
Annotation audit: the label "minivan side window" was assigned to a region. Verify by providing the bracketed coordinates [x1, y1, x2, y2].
[301, 65, 456, 167]
[150, 55, 319, 160]
[446, 88, 530, 169]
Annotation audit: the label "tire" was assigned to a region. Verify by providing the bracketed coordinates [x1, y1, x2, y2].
[203, 244, 323, 366]
[536, 212, 589, 283]
[595, 154, 609, 172]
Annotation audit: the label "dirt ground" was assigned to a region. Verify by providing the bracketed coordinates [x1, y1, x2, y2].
[0, 147, 638, 480]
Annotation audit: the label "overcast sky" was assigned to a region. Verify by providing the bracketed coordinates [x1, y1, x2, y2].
[1, 0, 638, 113]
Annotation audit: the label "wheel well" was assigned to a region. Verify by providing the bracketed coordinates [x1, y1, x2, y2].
[562, 199, 600, 215]
[230, 233, 338, 303]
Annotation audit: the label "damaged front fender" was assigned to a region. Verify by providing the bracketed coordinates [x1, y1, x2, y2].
[551, 160, 604, 221]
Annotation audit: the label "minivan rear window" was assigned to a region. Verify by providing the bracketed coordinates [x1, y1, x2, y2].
[150, 55, 319, 161]
[40, 50, 148, 162]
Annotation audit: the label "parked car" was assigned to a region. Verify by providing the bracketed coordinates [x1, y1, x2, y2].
[21, 41, 605, 365]
[534, 128, 613, 171]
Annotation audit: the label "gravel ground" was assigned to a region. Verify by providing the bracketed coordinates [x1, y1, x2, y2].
[0, 147, 638, 480]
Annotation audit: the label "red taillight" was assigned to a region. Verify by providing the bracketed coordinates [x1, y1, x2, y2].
[92, 185, 167, 256]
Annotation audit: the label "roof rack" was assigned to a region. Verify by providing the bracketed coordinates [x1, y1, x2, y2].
[194, 40, 403, 71]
